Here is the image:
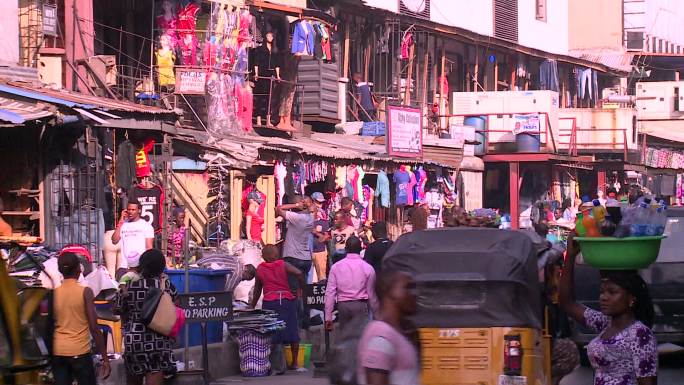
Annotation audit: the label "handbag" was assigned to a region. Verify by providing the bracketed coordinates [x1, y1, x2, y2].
[141, 276, 185, 337]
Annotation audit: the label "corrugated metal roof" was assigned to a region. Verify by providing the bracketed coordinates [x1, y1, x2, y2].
[182, 129, 462, 169]
[1, 82, 176, 115]
[569, 50, 635, 73]
[0, 94, 53, 124]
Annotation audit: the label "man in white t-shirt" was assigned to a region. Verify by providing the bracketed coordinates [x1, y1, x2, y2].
[111, 201, 154, 272]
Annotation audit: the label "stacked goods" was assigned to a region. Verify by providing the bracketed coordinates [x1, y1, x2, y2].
[443, 207, 501, 228]
[575, 197, 667, 270]
[575, 198, 666, 238]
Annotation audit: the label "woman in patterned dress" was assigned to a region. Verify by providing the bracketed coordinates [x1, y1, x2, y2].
[116, 249, 178, 385]
[560, 233, 657, 385]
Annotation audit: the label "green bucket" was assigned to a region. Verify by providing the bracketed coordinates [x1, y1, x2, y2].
[575, 236, 666, 270]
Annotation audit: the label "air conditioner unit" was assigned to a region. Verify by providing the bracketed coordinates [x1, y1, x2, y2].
[635, 81, 684, 118]
[625, 31, 645, 51]
[451, 90, 560, 151]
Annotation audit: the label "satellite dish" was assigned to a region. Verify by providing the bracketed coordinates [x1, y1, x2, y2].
[402, 0, 426, 13]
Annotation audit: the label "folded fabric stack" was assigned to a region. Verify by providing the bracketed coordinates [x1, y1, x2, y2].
[229, 309, 285, 334]
[4, 245, 58, 287]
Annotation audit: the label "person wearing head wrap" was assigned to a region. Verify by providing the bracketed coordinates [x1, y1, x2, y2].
[115, 249, 178, 383]
[560, 234, 657, 385]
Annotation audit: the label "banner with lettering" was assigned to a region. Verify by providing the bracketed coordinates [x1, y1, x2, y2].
[387, 105, 423, 158]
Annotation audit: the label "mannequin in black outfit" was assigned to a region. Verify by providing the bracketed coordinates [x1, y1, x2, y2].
[253, 31, 281, 126]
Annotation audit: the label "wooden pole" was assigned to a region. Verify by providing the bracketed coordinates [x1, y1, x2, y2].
[404, 43, 415, 105]
[364, 44, 371, 81]
[439, 43, 446, 132]
[343, 20, 350, 79]
[431, 44, 438, 103]
[421, 40, 429, 109]
[473, 45, 479, 92]
[510, 162, 520, 230]
[494, 56, 499, 91]
[510, 55, 516, 90]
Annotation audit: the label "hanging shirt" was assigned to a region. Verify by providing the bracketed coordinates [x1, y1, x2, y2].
[275, 161, 287, 206]
[156, 49, 176, 87]
[130, 184, 165, 233]
[291, 21, 315, 55]
[406, 171, 417, 206]
[376, 170, 390, 208]
[400, 31, 413, 59]
[393, 170, 410, 206]
[134, 139, 155, 178]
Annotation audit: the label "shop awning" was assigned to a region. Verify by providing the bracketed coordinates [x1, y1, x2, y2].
[0, 94, 53, 125]
[569, 50, 635, 73]
[0, 81, 180, 131]
[640, 121, 684, 144]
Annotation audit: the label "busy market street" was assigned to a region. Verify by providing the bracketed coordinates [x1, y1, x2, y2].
[3, 0, 684, 385]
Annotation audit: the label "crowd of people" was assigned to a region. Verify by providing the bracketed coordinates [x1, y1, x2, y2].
[44, 184, 662, 385]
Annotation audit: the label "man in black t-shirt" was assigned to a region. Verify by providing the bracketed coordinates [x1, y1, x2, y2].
[363, 221, 393, 275]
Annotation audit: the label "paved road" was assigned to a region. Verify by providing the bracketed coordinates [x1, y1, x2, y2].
[560, 352, 684, 385]
[212, 371, 325, 385]
[214, 354, 684, 385]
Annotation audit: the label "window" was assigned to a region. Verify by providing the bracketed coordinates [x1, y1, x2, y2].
[535, 0, 547, 22]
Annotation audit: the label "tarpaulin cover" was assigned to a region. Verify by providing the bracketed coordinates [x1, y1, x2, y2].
[383, 228, 542, 329]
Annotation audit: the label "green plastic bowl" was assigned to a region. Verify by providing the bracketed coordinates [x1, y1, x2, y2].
[575, 236, 666, 270]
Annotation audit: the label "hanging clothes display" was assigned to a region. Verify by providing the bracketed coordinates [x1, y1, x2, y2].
[416, 166, 427, 202]
[291, 20, 315, 56]
[134, 139, 155, 178]
[130, 183, 165, 233]
[539, 59, 559, 92]
[400, 31, 413, 60]
[177, 2, 200, 66]
[206, 73, 241, 137]
[253, 41, 280, 123]
[274, 161, 287, 206]
[156, 1, 178, 48]
[393, 167, 410, 206]
[425, 187, 444, 229]
[375, 170, 390, 208]
[156, 43, 176, 88]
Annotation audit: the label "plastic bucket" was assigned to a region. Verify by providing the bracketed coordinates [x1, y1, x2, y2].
[464, 116, 486, 155]
[575, 236, 665, 270]
[284, 343, 312, 368]
[515, 133, 540, 152]
[166, 269, 230, 347]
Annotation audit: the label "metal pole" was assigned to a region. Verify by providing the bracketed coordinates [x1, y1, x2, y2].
[266, 77, 273, 126]
[201, 322, 209, 385]
[150, 0, 155, 82]
[183, 225, 190, 368]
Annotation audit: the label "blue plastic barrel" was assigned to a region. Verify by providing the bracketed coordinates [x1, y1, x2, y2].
[515, 133, 541, 152]
[464, 116, 486, 155]
[166, 269, 231, 347]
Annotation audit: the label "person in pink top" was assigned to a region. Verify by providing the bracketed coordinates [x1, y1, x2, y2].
[357, 270, 419, 385]
[324, 236, 379, 333]
[251, 245, 306, 371]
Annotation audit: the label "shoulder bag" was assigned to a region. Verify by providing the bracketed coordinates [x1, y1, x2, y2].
[141, 276, 185, 338]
